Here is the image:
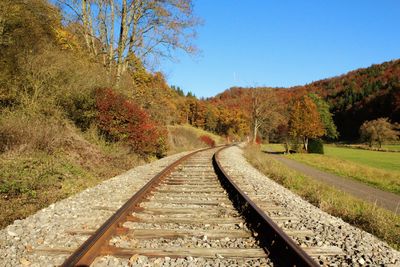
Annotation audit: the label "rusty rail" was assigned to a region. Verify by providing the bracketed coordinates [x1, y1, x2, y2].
[61, 147, 212, 267]
[213, 145, 318, 267]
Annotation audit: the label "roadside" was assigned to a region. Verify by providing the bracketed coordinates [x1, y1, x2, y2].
[269, 154, 400, 213]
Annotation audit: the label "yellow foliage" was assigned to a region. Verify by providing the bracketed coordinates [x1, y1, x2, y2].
[54, 27, 80, 50]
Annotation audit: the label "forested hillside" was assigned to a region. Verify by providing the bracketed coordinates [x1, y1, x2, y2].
[208, 60, 400, 141]
[304, 60, 400, 140]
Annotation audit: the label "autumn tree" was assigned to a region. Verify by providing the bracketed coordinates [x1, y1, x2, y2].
[57, 0, 200, 80]
[216, 107, 249, 139]
[359, 118, 399, 148]
[288, 95, 325, 151]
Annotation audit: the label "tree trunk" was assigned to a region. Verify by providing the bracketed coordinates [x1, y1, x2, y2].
[86, 2, 97, 56]
[98, 0, 107, 66]
[252, 122, 260, 144]
[81, 0, 92, 54]
[284, 139, 290, 154]
[304, 137, 308, 152]
[116, 0, 128, 83]
[108, 0, 115, 73]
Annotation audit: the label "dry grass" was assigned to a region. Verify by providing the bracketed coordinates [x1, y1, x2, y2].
[167, 124, 223, 154]
[0, 110, 66, 153]
[244, 145, 400, 249]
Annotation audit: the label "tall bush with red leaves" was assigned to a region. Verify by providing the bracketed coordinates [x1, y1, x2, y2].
[96, 88, 167, 157]
[199, 135, 215, 147]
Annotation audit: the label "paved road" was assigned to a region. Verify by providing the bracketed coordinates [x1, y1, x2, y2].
[269, 154, 400, 214]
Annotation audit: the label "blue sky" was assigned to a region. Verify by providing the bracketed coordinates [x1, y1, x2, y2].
[161, 0, 400, 97]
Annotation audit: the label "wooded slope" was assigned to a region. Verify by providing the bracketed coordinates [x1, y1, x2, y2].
[210, 59, 400, 141]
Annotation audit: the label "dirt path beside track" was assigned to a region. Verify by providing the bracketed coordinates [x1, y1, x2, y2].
[269, 154, 400, 213]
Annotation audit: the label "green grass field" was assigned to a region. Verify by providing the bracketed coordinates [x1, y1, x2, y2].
[382, 144, 400, 151]
[325, 146, 400, 171]
[263, 143, 400, 195]
[265, 144, 400, 171]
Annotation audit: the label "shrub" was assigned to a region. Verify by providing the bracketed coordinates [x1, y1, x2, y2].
[61, 88, 97, 131]
[96, 88, 167, 157]
[308, 139, 324, 154]
[199, 135, 215, 147]
[255, 135, 262, 144]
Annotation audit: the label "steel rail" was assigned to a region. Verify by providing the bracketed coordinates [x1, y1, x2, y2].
[61, 147, 213, 267]
[213, 145, 319, 267]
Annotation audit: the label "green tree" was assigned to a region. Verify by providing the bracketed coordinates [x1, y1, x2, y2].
[308, 93, 338, 139]
[204, 106, 218, 132]
[359, 118, 399, 148]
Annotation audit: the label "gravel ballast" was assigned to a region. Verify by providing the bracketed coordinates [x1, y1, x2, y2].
[218, 145, 400, 266]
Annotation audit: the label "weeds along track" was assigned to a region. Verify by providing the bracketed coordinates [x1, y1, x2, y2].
[59, 146, 319, 266]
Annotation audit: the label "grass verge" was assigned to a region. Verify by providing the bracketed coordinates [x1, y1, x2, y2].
[264, 144, 400, 195]
[244, 145, 400, 249]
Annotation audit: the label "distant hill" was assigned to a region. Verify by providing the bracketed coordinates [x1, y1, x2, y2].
[303, 59, 400, 140]
[209, 59, 400, 141]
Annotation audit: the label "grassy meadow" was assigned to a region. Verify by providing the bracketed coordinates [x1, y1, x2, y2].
[382, 144, 400, 151]
[324, 146, 400, 171]
[264, 144, 400, 195]
[244, 145, 400, 248]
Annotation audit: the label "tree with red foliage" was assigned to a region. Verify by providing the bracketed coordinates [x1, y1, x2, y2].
[96, 88, 167, 157]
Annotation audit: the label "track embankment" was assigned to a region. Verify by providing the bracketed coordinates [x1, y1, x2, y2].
[0, 145, 399, 266]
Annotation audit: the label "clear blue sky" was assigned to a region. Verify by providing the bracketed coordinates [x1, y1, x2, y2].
[161, 0, 400, 98]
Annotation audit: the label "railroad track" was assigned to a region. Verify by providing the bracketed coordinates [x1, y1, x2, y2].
[59, 146, 319, 266]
